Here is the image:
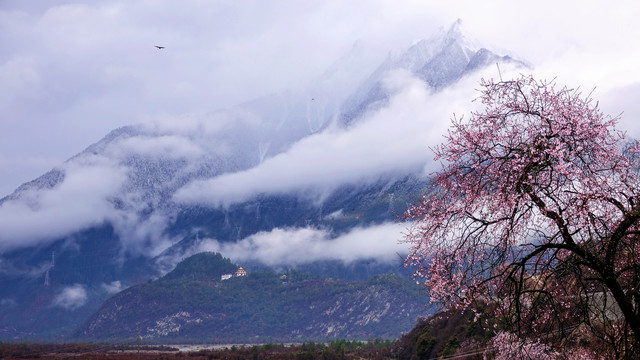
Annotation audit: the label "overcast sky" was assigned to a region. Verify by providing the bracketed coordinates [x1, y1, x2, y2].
[2, 0, 640, 197]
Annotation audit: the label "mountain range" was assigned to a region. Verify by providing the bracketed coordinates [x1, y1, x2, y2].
[0, 20, 525, 342]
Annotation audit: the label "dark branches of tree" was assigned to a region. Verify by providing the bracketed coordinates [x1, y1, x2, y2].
[403, 75, 640, 358]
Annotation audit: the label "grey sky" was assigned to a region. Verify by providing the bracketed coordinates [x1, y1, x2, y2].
[1, 0, 640, 197]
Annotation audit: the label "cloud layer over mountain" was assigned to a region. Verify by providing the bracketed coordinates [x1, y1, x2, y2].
[0, 155, 127, 249]
[174, 222, 409, 267]
[174, 69, 482, 207]
[52, 284, 88, 310]
[0, 55, 518, 256]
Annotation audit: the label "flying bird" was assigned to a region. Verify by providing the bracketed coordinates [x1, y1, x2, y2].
[155, 45, 165, 49]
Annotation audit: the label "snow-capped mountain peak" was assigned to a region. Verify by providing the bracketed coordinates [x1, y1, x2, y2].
[338, 19, 523, 126]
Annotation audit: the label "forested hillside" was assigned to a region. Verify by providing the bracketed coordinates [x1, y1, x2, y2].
[77, 252, 430, 343]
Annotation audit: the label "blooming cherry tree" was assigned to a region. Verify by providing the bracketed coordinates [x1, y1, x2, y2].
[484, 331, 557, 360]
[403, 75, 640, 355]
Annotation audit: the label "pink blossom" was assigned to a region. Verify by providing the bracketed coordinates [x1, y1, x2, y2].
[403, 75, 640, 356]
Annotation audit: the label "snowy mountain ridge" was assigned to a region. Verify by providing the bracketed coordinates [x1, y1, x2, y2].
[338, 19, 522, 126]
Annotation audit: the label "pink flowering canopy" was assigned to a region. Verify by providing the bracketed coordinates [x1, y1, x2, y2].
[403, 75, 640, 348]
